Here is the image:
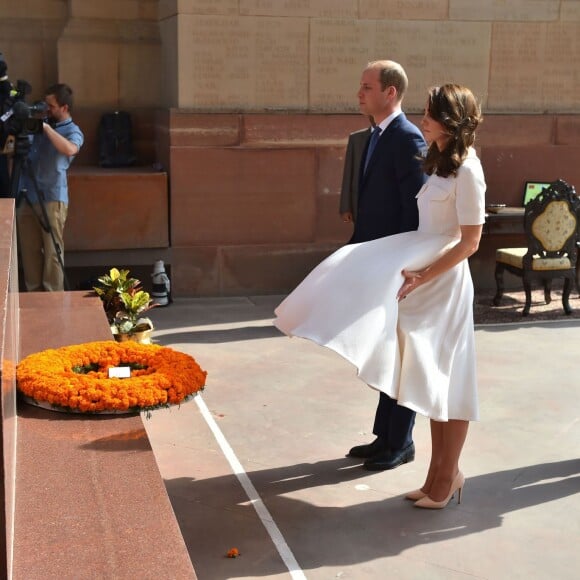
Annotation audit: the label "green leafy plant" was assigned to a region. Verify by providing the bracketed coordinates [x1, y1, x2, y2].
[93, 268, 155, 336]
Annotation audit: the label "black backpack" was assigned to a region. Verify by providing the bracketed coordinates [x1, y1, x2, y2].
[98, 111, 137, 168]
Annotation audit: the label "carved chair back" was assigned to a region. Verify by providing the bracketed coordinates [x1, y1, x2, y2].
[523, 179, 580, 270]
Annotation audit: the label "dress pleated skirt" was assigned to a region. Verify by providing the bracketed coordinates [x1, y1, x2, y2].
[274, 231, 479, 422]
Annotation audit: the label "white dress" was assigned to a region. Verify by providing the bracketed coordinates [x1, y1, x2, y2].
[274, 149, 486, 422]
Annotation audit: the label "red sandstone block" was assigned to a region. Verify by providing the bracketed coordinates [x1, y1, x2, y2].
[0, 248, 8, 298]
[477, 115, 555, 147]
[406, 114, 422, 131]
[65, 169, 169, 250]
[315, 194, 354, 243]
[243, 114, 371, 145]
[480, 145, 580, 206]
[317, 146, 346, 197]
[0, 200, 15, 247]
[220, 243, 339, 295]
[169, 246, 220, 296]
[170, 148, 317, 245]
[555, 116, 580, 145]
[154, 109, 171, 172]
[169, 112, 241, 147]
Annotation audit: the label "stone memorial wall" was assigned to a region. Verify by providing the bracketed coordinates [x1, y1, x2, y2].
[156, 0, 580, 113]
[1, 1, 578, 113]
[1, 1, 580, 296]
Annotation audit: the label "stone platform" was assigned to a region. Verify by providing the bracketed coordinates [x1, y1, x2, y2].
[143, 296, 580, 579]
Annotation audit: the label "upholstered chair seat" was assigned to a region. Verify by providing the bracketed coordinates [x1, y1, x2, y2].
[496, 248, 572, 271]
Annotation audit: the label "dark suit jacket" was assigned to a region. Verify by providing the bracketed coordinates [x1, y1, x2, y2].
[350, 113, 427, 243]
[339, 127, 372, 222]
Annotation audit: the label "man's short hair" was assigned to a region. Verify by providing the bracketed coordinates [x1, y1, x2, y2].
[366, 60, 408, 101]
[45, 83, 74, 111]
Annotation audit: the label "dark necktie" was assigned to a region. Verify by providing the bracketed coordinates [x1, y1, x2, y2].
[364, 127, 382, 173]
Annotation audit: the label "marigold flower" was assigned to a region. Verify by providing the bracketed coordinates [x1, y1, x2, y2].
[17, 341, 207, 414]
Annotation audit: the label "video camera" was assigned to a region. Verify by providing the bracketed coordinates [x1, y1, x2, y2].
[1, 79, 48, 139]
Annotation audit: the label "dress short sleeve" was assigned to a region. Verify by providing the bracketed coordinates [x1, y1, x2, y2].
[455, 154, 486, 225]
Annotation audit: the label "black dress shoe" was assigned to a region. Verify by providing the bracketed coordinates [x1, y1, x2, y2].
[347, 437, 389, 459]
[363, 443, 415, 471]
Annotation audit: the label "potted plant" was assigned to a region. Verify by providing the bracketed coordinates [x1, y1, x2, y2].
[93, 268, 156, 343]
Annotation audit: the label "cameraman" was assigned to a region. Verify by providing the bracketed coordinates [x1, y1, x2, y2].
[17, 83, 84, 292]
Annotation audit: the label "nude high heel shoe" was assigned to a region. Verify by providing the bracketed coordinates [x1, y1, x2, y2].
[404, 489, 427, 501]
[414, 472, 465, 509]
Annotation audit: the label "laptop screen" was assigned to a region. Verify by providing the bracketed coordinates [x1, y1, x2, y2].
[523, 181, 551, 205]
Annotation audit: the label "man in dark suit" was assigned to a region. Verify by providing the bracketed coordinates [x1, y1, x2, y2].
[346, 60, 427, 471]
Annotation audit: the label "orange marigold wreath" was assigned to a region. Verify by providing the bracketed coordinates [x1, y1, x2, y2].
[17, 341, 207, 414]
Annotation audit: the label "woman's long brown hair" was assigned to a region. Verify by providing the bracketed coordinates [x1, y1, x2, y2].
[422, 84, 482, 178]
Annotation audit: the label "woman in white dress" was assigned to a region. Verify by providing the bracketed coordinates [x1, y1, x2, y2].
[274, 84, 485, 509]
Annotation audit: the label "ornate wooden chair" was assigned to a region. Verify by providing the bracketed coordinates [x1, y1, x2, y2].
[493, 179, 580, 316]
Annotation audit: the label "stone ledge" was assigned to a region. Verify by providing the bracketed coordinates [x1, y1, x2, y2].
[13, 291, 195, 579]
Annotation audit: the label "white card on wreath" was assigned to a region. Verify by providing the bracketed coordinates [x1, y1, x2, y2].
[108, 366, 131, 379]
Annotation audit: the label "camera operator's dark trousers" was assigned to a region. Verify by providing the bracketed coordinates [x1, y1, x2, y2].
[16, 201, 67, 291]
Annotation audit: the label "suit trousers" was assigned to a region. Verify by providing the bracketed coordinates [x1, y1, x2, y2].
[372, 392, 416, 451]
[17, 201, 67, 292]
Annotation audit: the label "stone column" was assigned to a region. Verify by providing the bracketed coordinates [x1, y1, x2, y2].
[57, 0, 162, 108]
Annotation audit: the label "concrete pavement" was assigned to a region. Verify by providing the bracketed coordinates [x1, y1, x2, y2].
[143, 296, 580, 580]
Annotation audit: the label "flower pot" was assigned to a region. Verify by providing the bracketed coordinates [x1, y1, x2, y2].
[131, 328, 152, 344]
[113, 327, 152, 345]
[112, 318, 153, 344]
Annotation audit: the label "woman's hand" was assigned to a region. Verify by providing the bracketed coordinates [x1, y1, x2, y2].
[397, 269, 424, 301]
[396, 224, 483, 302]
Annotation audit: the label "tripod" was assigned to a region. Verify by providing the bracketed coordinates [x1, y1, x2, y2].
[10, 135, 70, 291]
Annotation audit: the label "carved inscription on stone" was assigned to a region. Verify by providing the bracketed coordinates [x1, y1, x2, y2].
[561, 0, 580, 21]
[173, 3, 580, 113]
[310, 19, 375, 111]
[543, 22, 580, 111]
[360, 0, 447, 20]
[488, 21, 580, 112]
[240, 0, 357, 18]
[450, 0, 558, 21]
[378, 21, 490, 110]
[311, 19, 490, 112]
[254, 19, 309, 108]
[183, 16, 307, 109]
[165, 0, 239, 15]
[488, 23, 547, 111]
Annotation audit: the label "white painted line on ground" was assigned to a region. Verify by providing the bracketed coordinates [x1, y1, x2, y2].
[195, 394, 307, 580]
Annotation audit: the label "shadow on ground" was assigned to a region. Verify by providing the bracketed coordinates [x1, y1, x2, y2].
[166, 457, 580, 579]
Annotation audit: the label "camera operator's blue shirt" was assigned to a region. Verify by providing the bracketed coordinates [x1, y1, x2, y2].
[20, 117, 84, 204]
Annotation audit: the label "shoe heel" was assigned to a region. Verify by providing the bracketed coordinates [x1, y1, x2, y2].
[414, 472, 465, 510]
